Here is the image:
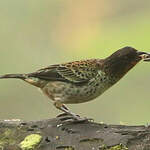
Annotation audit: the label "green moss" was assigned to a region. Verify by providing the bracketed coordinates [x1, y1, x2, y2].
[20, 134, 42, 150]
[108, 144, 128, 150]
[0, 128, 16, 146]
[100, 144, 128, 150]
[64, 148, 74, 150]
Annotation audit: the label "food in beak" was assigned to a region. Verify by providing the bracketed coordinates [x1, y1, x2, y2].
[138, 51, 150, 61]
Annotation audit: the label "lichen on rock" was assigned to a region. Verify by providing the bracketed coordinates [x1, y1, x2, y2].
[20, 134, 42, 150]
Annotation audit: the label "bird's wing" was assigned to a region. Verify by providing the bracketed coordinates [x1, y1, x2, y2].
[29, 59, 100, 84]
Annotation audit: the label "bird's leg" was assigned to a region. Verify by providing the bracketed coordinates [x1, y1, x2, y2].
[56, 104, 76, 117]
[54, 101, 93, 122]
[54, 101, 81, 120]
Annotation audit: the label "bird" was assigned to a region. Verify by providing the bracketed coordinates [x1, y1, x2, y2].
[0, 46, 150, 121]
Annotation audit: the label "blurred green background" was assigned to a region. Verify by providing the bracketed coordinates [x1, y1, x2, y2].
[0, 0, 150, 125]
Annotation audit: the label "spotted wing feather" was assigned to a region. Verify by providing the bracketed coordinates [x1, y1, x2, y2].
[29, 59, 100, 84]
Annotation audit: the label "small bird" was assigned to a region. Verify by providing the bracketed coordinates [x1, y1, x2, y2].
[0, 46, 150, 121]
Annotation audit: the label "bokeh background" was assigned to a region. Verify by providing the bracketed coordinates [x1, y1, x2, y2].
[0, 0, 150, 125]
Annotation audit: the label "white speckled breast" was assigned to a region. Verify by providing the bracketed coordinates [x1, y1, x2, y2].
[42, 70, 115, 104]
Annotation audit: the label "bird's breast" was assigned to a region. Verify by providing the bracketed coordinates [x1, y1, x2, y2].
[42, 73, 113, 104]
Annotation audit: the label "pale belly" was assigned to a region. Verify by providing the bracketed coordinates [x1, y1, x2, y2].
[42, 79, 113, 104]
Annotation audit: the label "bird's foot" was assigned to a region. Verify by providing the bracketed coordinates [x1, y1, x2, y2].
[54, 101, 93, 123]
[57, 114, 94, 123]
[71, 116, 94, 123]
[57, 112, 80, 118]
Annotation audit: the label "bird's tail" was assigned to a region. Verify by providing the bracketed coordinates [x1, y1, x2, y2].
[0, 74, 26, 80]
[0, 73, 46, 88]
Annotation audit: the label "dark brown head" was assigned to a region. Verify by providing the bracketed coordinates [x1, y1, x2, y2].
[104, 46, 150, 79]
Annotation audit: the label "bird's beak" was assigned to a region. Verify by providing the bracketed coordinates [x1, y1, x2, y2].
[137, 51, 150, 61]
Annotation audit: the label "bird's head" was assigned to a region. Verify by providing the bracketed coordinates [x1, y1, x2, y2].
[104, 46, 150, 79]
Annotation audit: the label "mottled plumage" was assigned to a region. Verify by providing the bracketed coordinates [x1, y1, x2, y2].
[1, 47, 150, 120]
[30, 59, 100, 85]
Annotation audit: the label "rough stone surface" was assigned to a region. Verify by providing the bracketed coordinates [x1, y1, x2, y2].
[0, 117, 150, 150]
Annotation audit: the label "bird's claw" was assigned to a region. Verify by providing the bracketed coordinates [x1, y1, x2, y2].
[57, 112, 80, 118]
[57, 114, 94, 123]
[70, 117, 94, 123]
[57, 112, 69, 118]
